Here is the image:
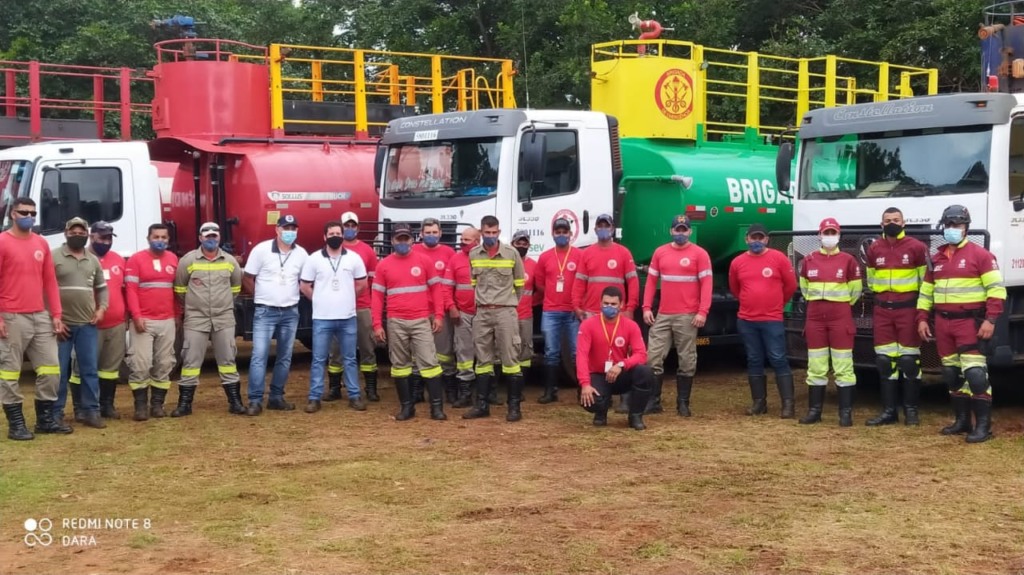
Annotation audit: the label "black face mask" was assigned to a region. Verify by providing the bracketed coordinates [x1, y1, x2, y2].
[883, 223, 903, 238]
[325, 236, 344, 249]
[515, 246, 529, 258]
[67, 236, 87, 250]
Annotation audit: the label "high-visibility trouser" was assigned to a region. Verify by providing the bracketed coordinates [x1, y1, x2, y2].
[805, 301, 856, 387]
[178, 327, 238, 387]
[518, 318, 533, 369]
[0, 311, 60, 404]
[647, 312, 698, 377]
[127, 318, 177, 390]
[328, 308, 378, 375]
[387, 317, 442, 379]
[473, 306, 520, 376]
[935, 314, 990, 397]
[72, 323, 126, 386]
[452, 312, 476, 381]
[410, 314, 455, 378]
[872, 304, 921, 380]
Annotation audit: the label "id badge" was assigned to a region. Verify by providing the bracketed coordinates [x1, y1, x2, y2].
[555, 280, 564, 293]
[152, 259, 162, 272]
[604, 360, 613, 373]
[103, 269, 111, 281]
[279, 272, 288, 286]
[331, 279, 341, 291]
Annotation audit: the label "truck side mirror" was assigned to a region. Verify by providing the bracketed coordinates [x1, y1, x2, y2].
[1014, 197, 1024, 212]
[519, 132, 548, 211]
[373, 146, 386, 192]
[776, 142, 793, 196]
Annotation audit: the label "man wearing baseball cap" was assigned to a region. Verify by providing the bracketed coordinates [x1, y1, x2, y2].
[241, 214, 308, 415]
[798, 217, 862, 426]
[83, 221, 128, 420]
[511, 230, 539, 382]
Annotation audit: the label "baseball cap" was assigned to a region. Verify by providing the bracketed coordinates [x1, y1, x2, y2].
[341, 211, 359, 225]
[512, 230, 531, 243]
[199, 221, 220, 237]
[746, 223, 768, 237]
[65, 217, 89, 232]
[596, 213, 614, 226]
[277, 214, 298, 227]
[818, 218, 841, 233]
[671, 214, 691, 230]
[552, 217, 571, 231]
[90, 221, 117, 237]
[392, 223, 413, 239]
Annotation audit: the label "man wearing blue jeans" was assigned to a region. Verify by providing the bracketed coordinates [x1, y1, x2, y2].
[242, 215, 308, 415]
[300, 220, 368, 413]
[53, 217, 109, 429]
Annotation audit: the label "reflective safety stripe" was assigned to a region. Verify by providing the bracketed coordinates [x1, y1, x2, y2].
[372, 284, 386, 292]
[874, 343, 899, 356]
[806, 348, 830, 359]
[575, 273, 590, 281]
[471, 279, 477, 286]
[150, 379, 171, 390]
[475, 364, 495, 375]
[625, 271, 638, 279]
[125, 275, 140, 283]
[513, 279, 525, 287]
[456, 360, 474, 371]
[519, 359, 532, 368]
[387, 285, 428, 295]
[960, 353, 987, 371]
[830, 349, 853, 359]
[327, 365, 343, 374]
[358, 364, 376, 373]
[69, 375, 82, 384]
[180, 368, 202, 377]
[800, 279, 857, 302]
[456, 283, 473, 290]
[59, 286, 94, 292]
[98, 370, 120, 379]
[471, 260, 515, 268]
[660, 274, 699, 283]
[391, 366, 413, 377]
[217, 365, 238, 374]
[522, 289, 533, 296]
[230, 286, 241, 294]
[0, 370, 21, 380]
[867, 267, 923, 293]
[140, 282, 174, 289]
[421, 365, 443, 378]
[427, 277, 443, 285]
[436, 353, 454, 362]
[648, 268, 660, 277]
[128, 379, 151, 390]
[897, 346, 920, 356]
[36, 365, 60, 376]
[173, 286, 188, 294]
[587, 276, 625, 284]
[501, 364, 522, 375]
[187, 262, 236, 273]
[439, 278, 456, 286]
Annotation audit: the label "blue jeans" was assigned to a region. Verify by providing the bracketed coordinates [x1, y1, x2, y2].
[310, 317, 358, 401]
[247, 304, 299, 402]
[541, 311, 580, 367]
[737, 319, 791, 377]
[56, 323, 99, 415]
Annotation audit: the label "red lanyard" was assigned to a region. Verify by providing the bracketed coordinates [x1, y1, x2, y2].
[601, 315, 620, 358]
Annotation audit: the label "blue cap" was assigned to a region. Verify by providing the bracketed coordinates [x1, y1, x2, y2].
[671, 214, 691, 230]
[277, 214, 298, 227]
[595, 213, 614, 225]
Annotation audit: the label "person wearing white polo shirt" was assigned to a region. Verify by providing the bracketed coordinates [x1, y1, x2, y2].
[241, 214, 308, 416]
[300, 220, 368, 413]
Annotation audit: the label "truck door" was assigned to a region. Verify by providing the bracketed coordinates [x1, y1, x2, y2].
[36, 159, 138, 253]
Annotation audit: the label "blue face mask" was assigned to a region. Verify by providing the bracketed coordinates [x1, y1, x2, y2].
[149, 240, 167, 253]
[749, 241, 766, 254]
[423, 235, 440, 247]
[201, 238, 219, 252]
[553, 235, 570, 248]
[15, 216, 35, 231]
[596, 229, 613, 242]
[601, 305, 619, 320]
[342, 228, 358, 241]
[943, 228, 964, 245]
[672, 232, 690, 245]
[394, 242, 412, 255]
[482, 236, 498, 247]
[92, 242, 112, 257]
[281, 230, 298, 245]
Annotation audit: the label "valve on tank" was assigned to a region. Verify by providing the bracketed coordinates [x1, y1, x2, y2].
[151, 15, 205, 59]
[628, 12, 674, 56]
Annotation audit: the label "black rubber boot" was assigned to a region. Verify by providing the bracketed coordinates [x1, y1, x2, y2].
[394, 378, 415, 421]
[486, 376, 504, 406]
[628, 379, 651, 430]
[70, 381, 84, 422]
[223, 382, 246, 415]
[4, 403, 34, 440]
[453, 378, 474, 408]
[462, 375, 492, 419]
[442, 374, 458, 405]
[364, 371, 380, 402]
[591, 396, 609, 427]
[426, 377, 447, 421]
[99, 379, 120, 419]
[79, 410, 106, 429]
[323, 373, 343, 402]
[628, 413, 646, 430]
[940, 394, 973, 435]
[132, 388, 149, 421]
[150, 387, 168, 418]
[538, 366, 559, 404]
[965, 398, 993, 443]
[746, 375, 768, 415]
[170, 386, 195, 418]
[410, 374, 425, 404]
[903, 378, 921, 426]
[838, 386, 855, 427]
[614, 392, 630, 414]
[799, 386, 825, 424]
[34, 400, 73, 434]
[506, 375, 524, 422]
[675, 376, 693, 417]
[777, 373, 795, 419]
[644, 377, 664, 415]
[866, 380, 899, 426]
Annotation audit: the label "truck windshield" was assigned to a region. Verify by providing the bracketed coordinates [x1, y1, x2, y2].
[383, 138, 501, 200]
[799, 124, 992, 199]
[0, 160, 33, 231]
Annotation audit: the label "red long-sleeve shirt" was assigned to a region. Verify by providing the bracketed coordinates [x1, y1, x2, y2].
[413, 243, 455, 278]
[443, 251, 476, 314]
[534, 245, 583, 312]
[517, 257, 538, 320]
[572, 243, 639, 313]
[643, 243, 713, 316]
[125, 249, 179, 321]
[576, 314, 647, 388]
[96, 251, 127, 329]
[0, 231, 62, 318]
[728, 248, 798, 321]
[372, 252, 443, 330]
[344, 239, 379, 310]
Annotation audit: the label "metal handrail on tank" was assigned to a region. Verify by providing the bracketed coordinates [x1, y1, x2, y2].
[591, 39, 939, 143]
[153, 38, 269, 64]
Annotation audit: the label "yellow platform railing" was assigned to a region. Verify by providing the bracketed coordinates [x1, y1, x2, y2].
[269, 44, 516, 137]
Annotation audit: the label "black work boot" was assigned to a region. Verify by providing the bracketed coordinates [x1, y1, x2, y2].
[538, 366, 559, 404]
[150, 387, 168, 418]
[70, 381, 84, 422]
[79, 410, 106, 429]
[442, 374, 458, 405]
[591, 395, 609, 426]
[777, 373, 795, 419]
[965, 398, 993, 443]
[4, 403, 34, 440]
[246, 401, 263, 416]
[99, 379, 120, 419]
[394, 378, 415, 421]
[676, 376, 693, 417]
[132, 387, 149, 421]
[462, 375, 492, 419]
[799, 386, 826, 424]
[223, 382, 246, 415]
[866, 380, 899, 426]
[506, 375, 524, 422]
[746, 375, 768, 415]
[941, 394, 973, 435]
[903, 378, 921, 426]
[486, 377, 504, 406]
[426, 377, 447, 421]
[323, 373, 343, 402]
[364, 371, 380, 402]
[614, 392, 630, 414]
[644, 377, 664, 414]
[410, 374, 425, 404]
[453, 377, 474, 408]
[169, 386, 195, 418]
[267, 396, 295, 411]
[838, 386, 855, 427]
[34, 400, 73, 434]
[628, 382, 651, 430]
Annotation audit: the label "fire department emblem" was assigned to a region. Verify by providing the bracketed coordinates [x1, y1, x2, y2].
[34, 250, 44, 261]
[901, 254, 909, 265]
[111, 265, 121, 275]
[876, 257, 885, 266]
[807, 269, 818, 278]
[567, 262, 577, 272]
[614, 336, 626, 347]
[607, 260, 618, 270]
[654, 69, 694, 121]
[434, 260, 444, 271]
[958, 259, 966, 269]
[680, 257, 691, 267]
[836, 269, 844, 279]
[762, 267, 773, 278]
[551, 209, 580, 243]
[411, 266, 422, 277]
[165, 265, 175, 274]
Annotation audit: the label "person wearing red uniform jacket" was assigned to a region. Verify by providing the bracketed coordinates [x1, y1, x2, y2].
[533, 217, 584, 404]
[728, 223, 798, 419]
[576, 286, 652, 430]
[443, 227, 481, 407]
[512, 231, 538, 375]
[642, 215, 713, 418]
[372, 223, 446, 421]
[572, 213, 639, 316]
[917, 205, 1005, 444]
[408, 217, 457, 405]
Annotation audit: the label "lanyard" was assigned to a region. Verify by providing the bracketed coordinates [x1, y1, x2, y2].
[277, 249, 292, 271]
[556, 246, 572, 278]
[601, 315, 620, 358]
[328, 254, 342, 278]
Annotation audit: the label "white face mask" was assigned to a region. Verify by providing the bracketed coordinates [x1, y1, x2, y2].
[820, 235, 840, 249]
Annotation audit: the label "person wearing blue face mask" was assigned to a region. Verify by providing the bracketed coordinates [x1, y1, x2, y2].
[83, 221, 128, 421]
[171, 222, 244, 418]
[241, 214, 309, 415]
[533, 217, 584, 405]
[409, 217, 457, 406]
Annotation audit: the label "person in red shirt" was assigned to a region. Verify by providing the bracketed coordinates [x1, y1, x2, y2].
[443, 226, 481, 407]
[89, 221, 128, 420]
[572, 213, 639, 317]
[728, 223, 798, 418]
[533, 217, 584, 404]
[512, 230, 538, 376]
[409, 217, 457, 404]
[576, 286, 652, 430]
[642, 215, 713, 417]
